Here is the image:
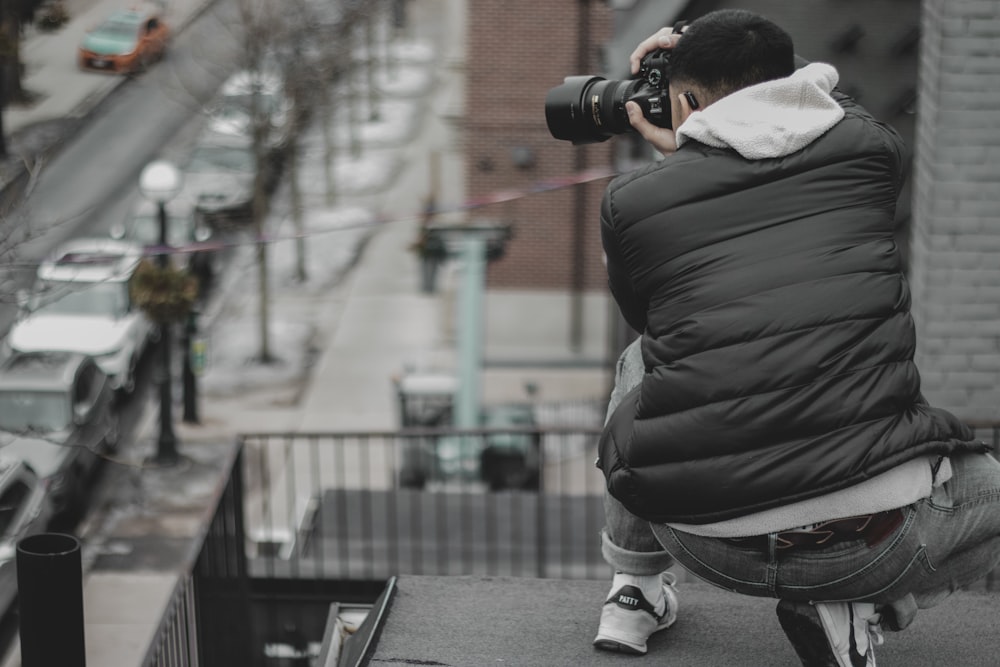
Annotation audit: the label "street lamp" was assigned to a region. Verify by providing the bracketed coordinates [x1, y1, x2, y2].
[139, 160, 183, 465]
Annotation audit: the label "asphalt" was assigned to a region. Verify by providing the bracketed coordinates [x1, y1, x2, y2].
[2, 1, 998, 666]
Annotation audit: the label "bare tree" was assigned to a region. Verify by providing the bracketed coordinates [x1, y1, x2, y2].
[0, 0, 48, 157]
[217, 0, 390, 361]
[231, 0, 279, 363]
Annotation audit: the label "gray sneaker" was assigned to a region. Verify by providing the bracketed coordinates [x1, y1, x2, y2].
[593, 573, 679, 655]
[777, 599, 883, 666]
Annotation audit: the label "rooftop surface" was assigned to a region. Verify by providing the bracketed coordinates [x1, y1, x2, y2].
[354, 575, 999, 666]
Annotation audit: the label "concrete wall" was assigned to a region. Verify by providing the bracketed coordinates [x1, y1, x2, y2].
[911, 0, 1000, 420]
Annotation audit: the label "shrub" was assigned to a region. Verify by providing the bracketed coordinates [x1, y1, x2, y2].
[129, 260, 199, 323]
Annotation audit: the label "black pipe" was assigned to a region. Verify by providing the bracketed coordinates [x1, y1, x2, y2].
[16, 533, 86, 667]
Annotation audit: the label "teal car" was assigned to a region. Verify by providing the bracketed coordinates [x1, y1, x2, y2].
[78, 8, 169, 74]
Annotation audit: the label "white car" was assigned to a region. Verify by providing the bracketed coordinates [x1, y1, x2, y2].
[180, 136, 258, 223]
[7, 238, 152, 395]
[0, 457, 53, 618]
[204, 69, 294, 153]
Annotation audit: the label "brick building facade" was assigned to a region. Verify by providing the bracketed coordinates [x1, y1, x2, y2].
[464, 0, 614, 291]
[910, 0, 1000, 421]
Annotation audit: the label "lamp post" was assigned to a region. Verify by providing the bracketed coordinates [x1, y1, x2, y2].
[139, 160, 183, 465]
[182, 308, 200, 424]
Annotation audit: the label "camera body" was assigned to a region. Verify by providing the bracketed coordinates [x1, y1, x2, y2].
[545, 48, 673, 145]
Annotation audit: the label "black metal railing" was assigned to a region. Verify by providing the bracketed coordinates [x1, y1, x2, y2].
[141, 445, 252, 667]
[239, 426, 608, 582]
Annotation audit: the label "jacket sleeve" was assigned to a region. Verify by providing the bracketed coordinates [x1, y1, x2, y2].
[601, 186, 648, 334]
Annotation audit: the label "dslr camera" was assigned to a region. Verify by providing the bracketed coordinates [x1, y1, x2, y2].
[545, 48, 673, 145]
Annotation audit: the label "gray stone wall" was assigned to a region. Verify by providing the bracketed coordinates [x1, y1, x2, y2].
[911, 0, 1000, 420]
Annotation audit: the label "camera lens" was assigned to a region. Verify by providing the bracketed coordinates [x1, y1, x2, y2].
[545, 76, 642, 145]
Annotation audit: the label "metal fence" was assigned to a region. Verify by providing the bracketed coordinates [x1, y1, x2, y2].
[142, 445, 253, 667]
[239, 426, 609, 581]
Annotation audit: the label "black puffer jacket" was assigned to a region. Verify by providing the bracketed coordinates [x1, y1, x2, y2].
[598, 78, 981, 525]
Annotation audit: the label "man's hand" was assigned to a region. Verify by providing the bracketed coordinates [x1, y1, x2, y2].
[628, 26, 686, 154]
[625, 101, 678, 155]
[629, 27, 685, 75]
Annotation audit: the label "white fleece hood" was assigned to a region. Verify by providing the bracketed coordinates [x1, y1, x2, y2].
[675, 63, 845, 160]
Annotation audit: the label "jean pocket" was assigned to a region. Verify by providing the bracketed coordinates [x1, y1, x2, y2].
[654, 526, 773, 595]
[776, 507, 932, 602]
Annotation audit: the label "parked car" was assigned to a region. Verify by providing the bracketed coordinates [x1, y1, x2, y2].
[0, 457, 53, 618]
[7, 238, 152, 395]
[478, 404, 541, 491]
[427, 405, 541, 490]
[394, 372, 542, 490]
[77, 6, 169, 74]
[111, 196, 220, 296]
[180, 134, 259, 225]
[0, 352, 119, 518]
[204, 69, 295, 154]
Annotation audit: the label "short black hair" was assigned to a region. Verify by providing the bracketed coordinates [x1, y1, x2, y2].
[668, 9, 795, 98]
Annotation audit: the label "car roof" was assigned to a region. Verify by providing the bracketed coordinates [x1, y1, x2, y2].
[395, 373, 459, 396]
[220, 69, 284, 96]
[103, 6, 162, 25]
[0, 352, 92, 392]
[37, 237, 143, 283]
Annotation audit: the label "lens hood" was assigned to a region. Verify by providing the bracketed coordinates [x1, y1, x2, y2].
[544, 76, 609, 145]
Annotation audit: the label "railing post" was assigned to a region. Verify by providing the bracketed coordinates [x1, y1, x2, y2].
[16, 533, 86, 667]
[533, 434, 545, 577]
[988, 427, 1000, 591]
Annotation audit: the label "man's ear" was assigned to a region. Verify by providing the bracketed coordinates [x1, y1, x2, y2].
[676, 91, 698, 124]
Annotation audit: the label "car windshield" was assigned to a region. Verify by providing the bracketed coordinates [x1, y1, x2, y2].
[220, 92, 283, 117]
[128, 213, 192, 246]
[95, 18, 139, 40]
[187, 145, 254, 173]
[0, 390, 71, 433]
[34, 281, 128, 319]
[209, 104, 251, 126]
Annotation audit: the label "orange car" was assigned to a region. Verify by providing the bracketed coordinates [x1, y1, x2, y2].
[78, 8, 169, 73]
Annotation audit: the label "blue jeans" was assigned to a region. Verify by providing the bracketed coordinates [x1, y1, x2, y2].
[600, 341, 1000, 628]
[599, 338, 676, 576]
